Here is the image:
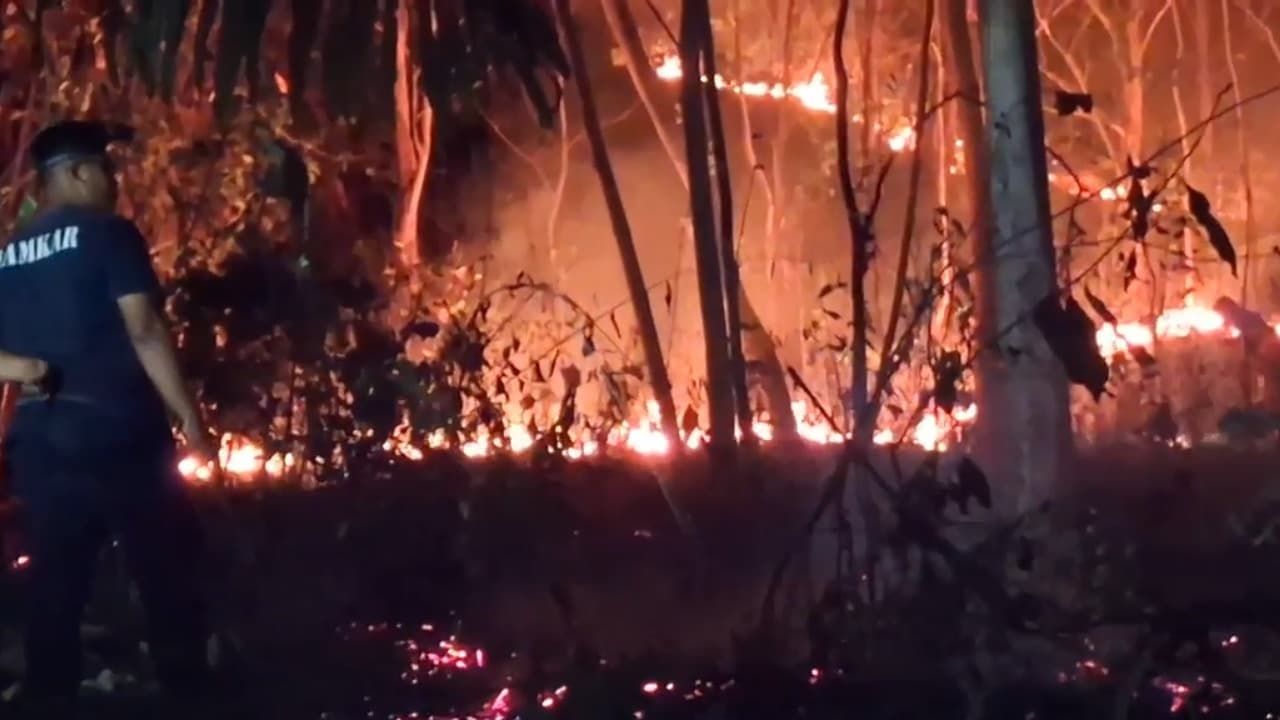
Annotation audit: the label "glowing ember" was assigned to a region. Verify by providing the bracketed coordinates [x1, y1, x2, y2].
[400, 633, 488, 683]
[487, 687, 513, 716]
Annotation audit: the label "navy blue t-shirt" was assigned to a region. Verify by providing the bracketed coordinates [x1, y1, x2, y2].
[0, 205, 171, 456]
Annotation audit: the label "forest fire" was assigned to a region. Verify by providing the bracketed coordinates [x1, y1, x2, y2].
[3, 0, 1278, 715]
[176, 294, 1280, 483]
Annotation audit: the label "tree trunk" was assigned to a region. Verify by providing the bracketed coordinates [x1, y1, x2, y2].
[978, 0, 1073, 513]
[860, 0, 880, 160]
[829, 0, 880, 598]
[694, 5, 754, 441]
[679, 0, 737, 453]
[1195, 0, 1214, 159]
[1123, 15, 1161, 320]
[1170, 1, 1195, 294]
[601, 0, 796, 439]
[393, 0, 431, 270]
[873, 0, 935, 416]
[1220, 0, 1256, 403]
[941, 0, 997, 467]
[1122, 18, 1145, 162]
[599, 0, 687, 185]
[555, 0, 682, 447]
[835, 0, 869, 444]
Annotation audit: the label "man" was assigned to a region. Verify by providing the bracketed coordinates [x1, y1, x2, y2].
[0, 120, 214, 712]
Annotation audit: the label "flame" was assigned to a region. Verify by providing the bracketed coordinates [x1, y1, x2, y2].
[175, 295, 1280, 483]
[649, 53, 916, 151]
[1093, 295, 1280, 356]
[178, 397, 977, 482]
[180, 434, 296, 483]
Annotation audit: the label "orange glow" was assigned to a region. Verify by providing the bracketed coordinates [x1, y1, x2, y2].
[177, 396, 979, 482]
[649, 53, 917, 151]
[174, 295, 1280, 483]
[180, 434, 295, 484]
[1092, 295, 1280, 356]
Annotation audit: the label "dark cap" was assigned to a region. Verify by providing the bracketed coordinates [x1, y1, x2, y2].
[29, 120, 135, 171]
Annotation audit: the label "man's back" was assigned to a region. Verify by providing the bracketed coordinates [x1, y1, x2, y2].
[0, 205, 170, 452]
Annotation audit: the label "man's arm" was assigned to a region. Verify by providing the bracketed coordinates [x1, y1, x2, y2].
[117, 294, 203, 435]
[99, 216, 211, 455]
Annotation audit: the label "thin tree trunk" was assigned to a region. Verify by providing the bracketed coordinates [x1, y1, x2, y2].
[394, 0, 417, 186]
[979, 0, 1073, 513]
[1170, 0, 1195, 295]
[860, 0, 880, 161]
[694, 5, 753, 441]
[874, 0, 935, 416]
[1195, 0, 1215, 159]
[600, 0, 687, 185]
[397, 131, 431, 269]
[1122, 18, 1146, 162]
[833, 0, 877, 594]
[933, 38, 951, 340]
[836, 0, 869, 441]
[1220, 0, 1254, 308]
[737, 0, 799, 440]
[393, 0, 431, 270]
[680, 0, 737, 453]
[602, 0, 796, 439]
[944, 0, 998, 482]
[555, 0, 682, 446]
[1122, 15, 1162, 320]
[1220, 0, 1256, 404]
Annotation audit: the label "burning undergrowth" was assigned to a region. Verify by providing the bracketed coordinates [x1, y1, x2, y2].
[165, 230, 1280, 488]
[167, 243, 984, 485]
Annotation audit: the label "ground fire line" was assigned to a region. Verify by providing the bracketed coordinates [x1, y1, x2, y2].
[175, 294, 1280, 484]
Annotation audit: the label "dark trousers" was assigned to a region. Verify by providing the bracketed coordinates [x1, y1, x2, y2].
[4, 436, 208, 699]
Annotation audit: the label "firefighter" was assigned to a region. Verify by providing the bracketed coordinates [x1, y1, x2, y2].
[0, 120, 215, 713]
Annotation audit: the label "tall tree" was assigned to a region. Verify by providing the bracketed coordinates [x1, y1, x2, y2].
[600, 0, 797, 441]
[691, 1, 753, 441]
[941, 0, 1000, 477]
[393, 0, 433, 270]
[679, 0, 737, 453]
[834, 0, 869, 446]
[979, 0, 1073, 512]
[554, 0, 682, 447]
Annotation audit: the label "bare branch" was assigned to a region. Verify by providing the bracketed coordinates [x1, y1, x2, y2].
[874, 0, 936, 418]
[1233, 0, 1280, 66]
[1139, 0, 1175, 54]
[1036, 13, 1121, 160]
[479, 111, 552, 190]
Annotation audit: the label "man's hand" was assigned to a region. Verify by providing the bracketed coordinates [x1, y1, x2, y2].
[28, 361, 62, 400]
[13, 358, 57, 399]
[17, 358, 48, 386]
[180, 413, 216, 461]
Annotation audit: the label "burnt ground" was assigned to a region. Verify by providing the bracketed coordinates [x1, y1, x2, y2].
[0, 443, 1277, 719]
